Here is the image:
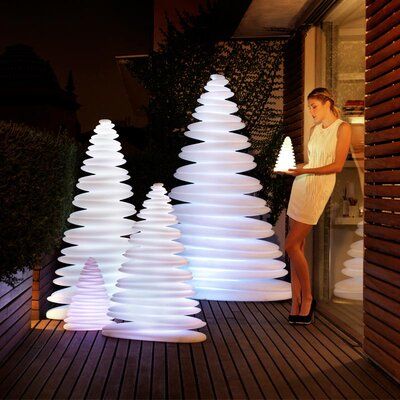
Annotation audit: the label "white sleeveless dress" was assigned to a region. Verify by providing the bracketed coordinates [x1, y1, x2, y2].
[287, 119, 344, 225]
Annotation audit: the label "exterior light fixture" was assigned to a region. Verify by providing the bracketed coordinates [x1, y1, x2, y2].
[334, 221, 363, 301]
[64, 258, 112, 331]
[274, 136, 296, 172]
[169, 74, 291, 301]
[102, 183, 206, 343]
[47, 119, 135, 320]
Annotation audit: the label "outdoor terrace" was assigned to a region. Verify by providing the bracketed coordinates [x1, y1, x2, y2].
[1, 300, 399, 399]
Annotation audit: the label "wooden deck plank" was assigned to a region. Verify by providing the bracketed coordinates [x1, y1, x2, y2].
[314, 315, 399, 398]
[179, 343, 199, 399]
[38, 331, 88, 400]
[248, 301, 345, 399]
[190, 339, 215, 400]
[0, 319, 46, 379]
[53, 331, 99, 399]
[3, 321, 65, 399]
[221, 301, 296, 400]
[86, 336, 118, 399]
[197, 303, 230, 399]
[1, 302, 399, 400]
[316, 302, 364, 345]
[0, 320, 60, 397]
[151, 342, 166, 399]
[102, 339, 130, 400]
[274, 303, 377, 399]
[22, 329, 76, 399]
[259, 303, 359, 399]
[119, 340, 141, 399]
[201, 301, 247, 399]
[135, 341, 153, 399]
[165, 342, 182, 399]
[237, 301, 332, 400]
[203, 301, 261, 399]
[308, 329, 390, 399]
[68, 331, 107, 399]
[285, 302, 400, 398]
[210, 301, 268, 399]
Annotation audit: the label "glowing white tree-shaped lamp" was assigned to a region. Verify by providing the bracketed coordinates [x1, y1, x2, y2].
[169, 74, 291, 301]
[47, 119, 136, 320]
[334, 221, 364, 301]
[63, 258, 112, 331]
[102, 183, 206, 343]
[274, 136, 296, 172]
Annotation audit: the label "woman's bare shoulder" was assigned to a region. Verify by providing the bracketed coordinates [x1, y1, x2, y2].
[338, 121, 351, 132]
[339, 120, 351, 128]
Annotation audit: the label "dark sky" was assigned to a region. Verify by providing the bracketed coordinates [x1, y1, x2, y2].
[0, 0, 153, 132]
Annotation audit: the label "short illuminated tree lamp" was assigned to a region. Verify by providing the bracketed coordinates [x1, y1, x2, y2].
[273, 136, 296, 172]
[63, 258, 112, 331]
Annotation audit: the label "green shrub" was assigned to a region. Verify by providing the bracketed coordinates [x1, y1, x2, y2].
[0, 121, 78, 285]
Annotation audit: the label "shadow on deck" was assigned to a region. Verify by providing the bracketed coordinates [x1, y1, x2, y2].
[0, 301, 399, 399]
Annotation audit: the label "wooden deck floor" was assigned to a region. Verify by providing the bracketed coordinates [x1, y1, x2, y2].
[0, 301, 399, 399]
[317, 301, 364, 344]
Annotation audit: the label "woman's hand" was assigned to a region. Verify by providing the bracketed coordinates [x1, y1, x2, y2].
[275, 164, 307, 176]
[286, 167, 307, 176]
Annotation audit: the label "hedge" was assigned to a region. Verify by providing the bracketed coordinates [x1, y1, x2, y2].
[0, 121, 78, 285]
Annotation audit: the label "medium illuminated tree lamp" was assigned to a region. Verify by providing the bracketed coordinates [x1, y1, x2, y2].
[169, 74, 292, 301]
[47, 119, 136, 320]
[102, 183, 206, 343]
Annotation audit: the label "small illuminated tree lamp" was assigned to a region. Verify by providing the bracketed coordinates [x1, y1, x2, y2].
[63, 258, 112, 331]
[273, 136, 296, 172]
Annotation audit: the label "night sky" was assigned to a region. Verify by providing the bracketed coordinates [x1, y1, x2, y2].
[0, 0, 153, 132]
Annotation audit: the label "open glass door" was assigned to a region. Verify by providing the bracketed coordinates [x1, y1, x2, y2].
[313, 0, 366, 341]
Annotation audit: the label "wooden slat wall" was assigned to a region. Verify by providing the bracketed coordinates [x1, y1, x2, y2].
[0, 271, 33, 363]
[283, 32, 305, 162]
[31, 254, 58, 320]
[364, 0, 400, 382]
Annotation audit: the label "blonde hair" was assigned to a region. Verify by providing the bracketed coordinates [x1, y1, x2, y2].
[307, 87, 341, 118]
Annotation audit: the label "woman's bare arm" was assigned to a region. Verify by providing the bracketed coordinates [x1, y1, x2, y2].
[288, 122, 352, 176]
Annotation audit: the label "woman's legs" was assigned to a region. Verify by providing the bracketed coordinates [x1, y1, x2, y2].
[285, 219, 313, 316]
[290, 265, 301, 314]
[290, 238, 306, 314]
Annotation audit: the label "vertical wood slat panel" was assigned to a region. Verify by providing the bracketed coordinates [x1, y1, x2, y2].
[283, 32, 304, 163]
[364, 0, 400, 383]
[31, 253, 58, 320]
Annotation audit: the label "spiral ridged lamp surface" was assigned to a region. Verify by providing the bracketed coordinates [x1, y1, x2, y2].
[64, 258, 112, 331]
[169, 74, 291, 301]
[102, 183, 206, 343]
[47, 119, 136, 320]
[334, 221, 364, 301]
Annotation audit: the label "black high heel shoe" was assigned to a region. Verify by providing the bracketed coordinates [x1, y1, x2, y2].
[288, 314, 297, 324]
[291, 299, 316, 325]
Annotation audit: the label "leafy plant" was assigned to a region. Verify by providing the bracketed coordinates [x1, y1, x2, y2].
[127, 0, 291, 224]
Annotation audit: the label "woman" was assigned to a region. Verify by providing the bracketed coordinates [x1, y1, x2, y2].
[284, 88, 351, 324]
